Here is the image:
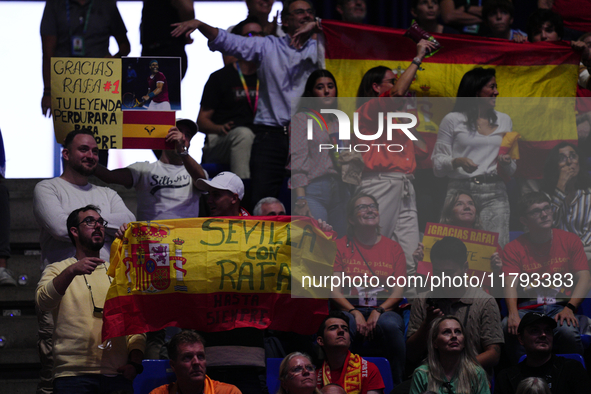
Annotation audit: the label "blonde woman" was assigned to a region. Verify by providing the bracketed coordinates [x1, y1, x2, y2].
[409, 316, 490, 394]
[277, 352, 322, 394]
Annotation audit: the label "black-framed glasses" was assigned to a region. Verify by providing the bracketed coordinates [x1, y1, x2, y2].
[558, 152, 578, 164]
[526, 206, 552, 218]
[291, 8, 315, 16]
[290, 364, 316, 375]
[77, 217, 108, 228]
[355, 203, 379, 213]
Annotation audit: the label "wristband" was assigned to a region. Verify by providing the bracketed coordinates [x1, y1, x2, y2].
[348, 308, 357, 313]
[411, 57, 422, 67]
[178, 146, 189, 156]
[375, 307, 385, 314]
[128, 360, 144, 374]
[148, 92, 155, 99]
[566, 303, 577, 313]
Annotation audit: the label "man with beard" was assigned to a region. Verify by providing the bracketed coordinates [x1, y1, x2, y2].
[36, 205, 145, 394]
[33, 129, 135, 393]
[142, 59, 171, 111]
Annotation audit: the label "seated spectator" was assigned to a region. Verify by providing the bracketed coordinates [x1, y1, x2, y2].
[440, 0, 483, 35]
[413, 190, 504, 293]
[149, 330, 242, 394]
[482, 0, 527, 42]
[336, 0, 367, 24]
[278, 352, 322, 394]
[410, 0, 459, 34]
[253, 197, 286, 216]
[95, 120, 206, 222]
[494, 313, 590, 394]
[331, 193, 406, 385]
[542, 142, 591, 262]
[316, 312, 385, 394]
[526, 9, 563, 42]
[288, 69, 348, 236]
[502, 192, 591, 365]
[432, 67, 515, 247]
[197, 17, 260, 181]
[514, 377, 550, 394]
[407, 237, 503, 375]
[409, 316, 490, 394]
[196, 172, 250, 217]
[0, 129, 15, 286]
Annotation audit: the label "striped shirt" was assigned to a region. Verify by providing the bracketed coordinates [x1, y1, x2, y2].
[550, 188, 591, 246]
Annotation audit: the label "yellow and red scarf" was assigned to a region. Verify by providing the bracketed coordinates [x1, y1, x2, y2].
[317, 351, 367, 394]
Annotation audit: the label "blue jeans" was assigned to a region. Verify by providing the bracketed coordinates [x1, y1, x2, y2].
[343, 308, 406, 386]
[502, 304, 584, 365]
[305, 175, 349, 237]
[54, 374, 133, 394]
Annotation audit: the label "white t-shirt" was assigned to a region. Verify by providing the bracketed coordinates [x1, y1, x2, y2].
[432, 110, 516, 179]
[127, 160, 204, 221]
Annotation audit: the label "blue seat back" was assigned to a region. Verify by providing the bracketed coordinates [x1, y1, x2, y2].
[267, 358, 283, 394]
[518, 353, 586, 369]
[133, 359, 177, 394]
[364, 357, 393, 394]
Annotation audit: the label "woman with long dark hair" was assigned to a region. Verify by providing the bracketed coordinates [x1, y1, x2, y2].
[288, 69, 348, 235]
[432, 67, 515, 247]
[542, 141, 591, 261]
[409, 316, 490, 394]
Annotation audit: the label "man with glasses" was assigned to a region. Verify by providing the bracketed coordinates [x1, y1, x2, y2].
[197, 17, 261, 181]
[502, 191, 591, 365]
[36, 205, 145, 394]
[494, 312, 590, 394]
[406, 237, 503, 377]
[33, 129, 135, 394]
[171, 0, 321, 207]
[149, 330, 241, 394]
[316, 311, 385, 394]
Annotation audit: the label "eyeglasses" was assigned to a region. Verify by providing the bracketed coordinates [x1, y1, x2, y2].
[354, 203, 379, 213]
[525, 206, 552, 218]
[243, 31, 264, 37]
[290, 364, 316, 374]
[76, 217, 108, 228]
[558, 152, 578, 164]
[291, 8, 315, 16]
[83, 273, 112, 317]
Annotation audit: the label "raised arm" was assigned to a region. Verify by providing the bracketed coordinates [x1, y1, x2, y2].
[171, 18, 219, 41]
[389, 40, 437, 98]
[94, 165, 134, 189]
[165, 127, 207, 183]
[41, 35, 57, 117]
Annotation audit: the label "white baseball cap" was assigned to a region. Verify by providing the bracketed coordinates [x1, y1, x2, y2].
[196, 172, 244, 200]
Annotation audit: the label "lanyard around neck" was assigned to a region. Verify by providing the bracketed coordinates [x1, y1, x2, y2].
[66, 0, 94, 37]
[236, 63, 259, 115]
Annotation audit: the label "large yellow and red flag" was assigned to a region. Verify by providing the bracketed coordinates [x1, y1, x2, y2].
[322, 20, 581, 179]
[102, 216, 335, 341]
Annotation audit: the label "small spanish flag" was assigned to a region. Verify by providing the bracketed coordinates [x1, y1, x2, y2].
[122, 111, 175, 149]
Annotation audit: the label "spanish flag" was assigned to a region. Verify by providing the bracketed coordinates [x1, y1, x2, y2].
[322, 20, 580, 179]
[122, 111, 175, 149]
[101, 217, 334, 341]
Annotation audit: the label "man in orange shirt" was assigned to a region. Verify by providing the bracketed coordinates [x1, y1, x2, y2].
[150, 330, 241, 394]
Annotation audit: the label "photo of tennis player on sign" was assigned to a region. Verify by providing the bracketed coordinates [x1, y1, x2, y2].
[121, 57, 181, 111]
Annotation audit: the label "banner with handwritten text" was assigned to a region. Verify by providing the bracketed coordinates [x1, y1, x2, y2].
[102, 217, 335, 341]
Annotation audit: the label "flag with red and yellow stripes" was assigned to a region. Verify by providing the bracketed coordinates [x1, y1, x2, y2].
[122, 111, 175, 149]
[322, 20, 581, 179]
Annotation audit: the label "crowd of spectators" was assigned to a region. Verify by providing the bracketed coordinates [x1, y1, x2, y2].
[20, 0, 591, 394]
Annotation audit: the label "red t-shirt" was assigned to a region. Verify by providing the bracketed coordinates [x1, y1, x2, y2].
[148, 72, 169, 103]
[502, 229, 588, 302]
[334, 236, 407, 305]
[355, 94, 428, 174]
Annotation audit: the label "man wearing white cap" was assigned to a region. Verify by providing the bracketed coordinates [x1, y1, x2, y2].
[196, 172, 249, 217]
